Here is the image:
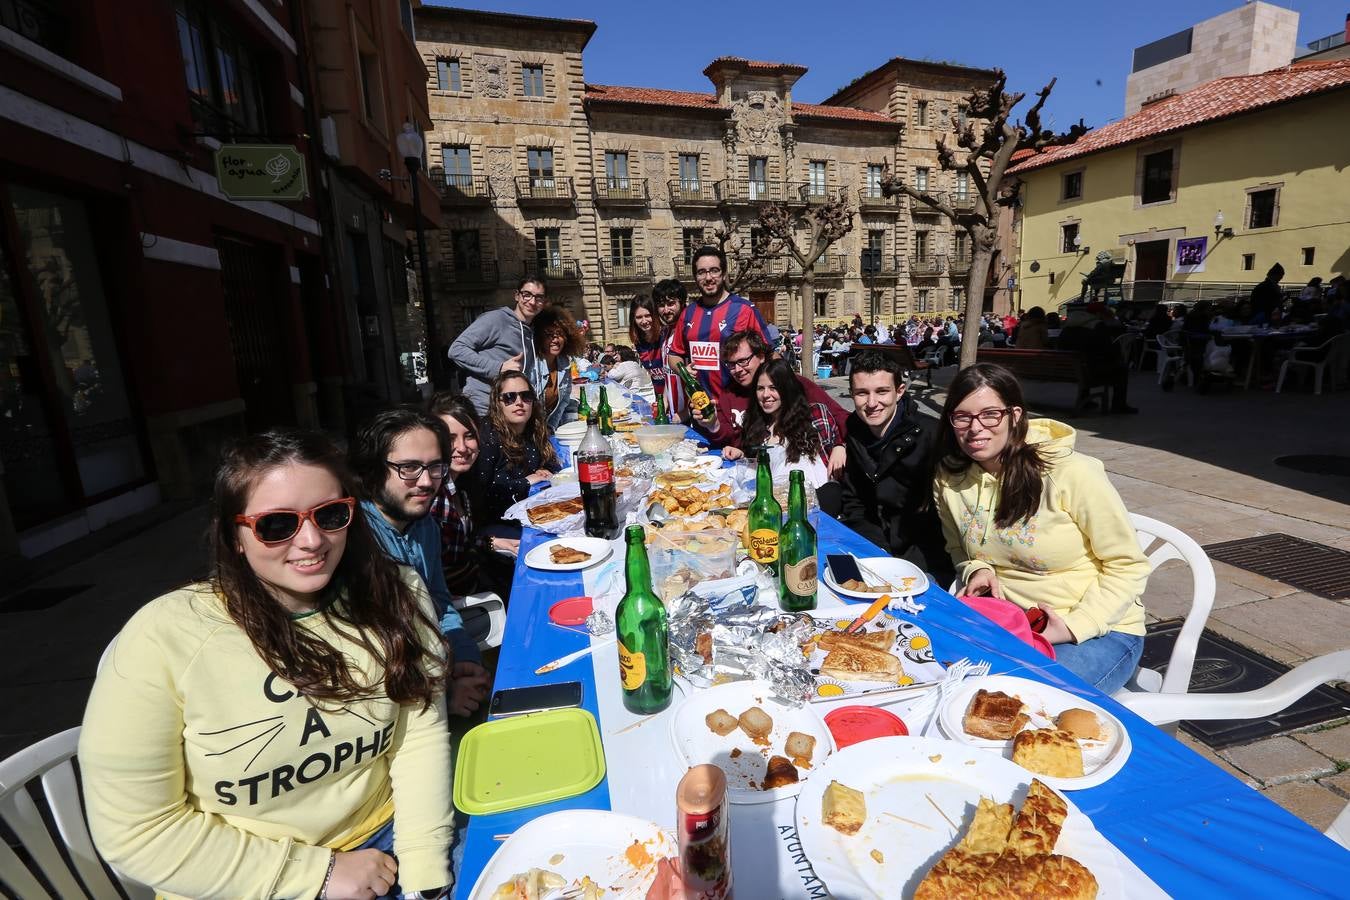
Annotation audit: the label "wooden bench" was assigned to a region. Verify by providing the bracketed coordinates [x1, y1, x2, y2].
[976, 348, 1109, 415]
[848, 342, 935, 386]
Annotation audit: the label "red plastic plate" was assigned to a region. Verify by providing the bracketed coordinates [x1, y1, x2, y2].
[824, 705, 909, 749]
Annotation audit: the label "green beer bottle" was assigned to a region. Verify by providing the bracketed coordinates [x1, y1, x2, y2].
[746, 448, 782, 574]
[598, 386, 615, 436]
[616, 525, 673, 714]
[675, 362, 717, 424]
[653, 390, 670, 425]
[577, 384, 592, 420]
[779, 469, 818, 612]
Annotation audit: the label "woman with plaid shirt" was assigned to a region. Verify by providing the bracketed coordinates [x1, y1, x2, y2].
[722, 358, 843, 492]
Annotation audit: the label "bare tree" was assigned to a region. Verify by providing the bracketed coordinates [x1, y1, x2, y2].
[713, 208, 786, 297]
[881, 70, 1085, 368]
[757, 193, 855, 379]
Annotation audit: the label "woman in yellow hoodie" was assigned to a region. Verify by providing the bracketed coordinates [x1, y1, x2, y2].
[80, 430, 452, 899]
[932, 364, 1150, 693]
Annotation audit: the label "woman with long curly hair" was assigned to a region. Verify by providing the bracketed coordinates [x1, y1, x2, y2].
[470, 369, 561, 540]
[80, 430, 452, 899]
[932, 363, 1150, 693]
[531, 304, 586, 428]
[628, 295, 665, 384]
[723, 358, 842, 489]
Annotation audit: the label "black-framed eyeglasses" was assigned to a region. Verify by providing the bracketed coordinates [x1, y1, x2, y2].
[949, 407, 1013, 429]
[385, 460, 451, 481]
[500, 389, 537, 405]
[517, 290, 546, 302]
[725, 353, 758, 371]
[695, 267, 723, 277]
[234, 497, 356, 545]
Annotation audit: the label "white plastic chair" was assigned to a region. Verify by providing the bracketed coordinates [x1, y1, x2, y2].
[452, 592, 505, 653]
[0, 727, 153, 900]
[1156, 332, 1189, 386]
[1115, 649, 1350, 849]
[1276, 333, 1350, 394]
[1115, 514, 1217, 697]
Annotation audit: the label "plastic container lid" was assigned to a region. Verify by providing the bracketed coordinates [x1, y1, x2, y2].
[454, 708, 606, 815]
[549, 596, 593, 626]
[824, 705, 909, 749]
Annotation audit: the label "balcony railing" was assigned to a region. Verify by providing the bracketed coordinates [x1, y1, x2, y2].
[668, 180, 717, 205]
[524, 257, 581, 280]
[671, 257, 698, 280]
[951, 192, 977, 213]
[910, 191, 946, 212]
[600, 257, 653, 282]
[592, 177, 649, 205]
[437, 174, 494, 205]
[1, 0, 71, 57]
[716, 179, 789, 204]
[910, 254, 945, 275]
[798, 183, 838, 204]
[791, 253, 848, 277]
[948, 253, 974, 275]
[858, 188, 900, 210]
[515, 176, 575, 203]
[439, 259, 499, 288]
[859, 252, 902, 277]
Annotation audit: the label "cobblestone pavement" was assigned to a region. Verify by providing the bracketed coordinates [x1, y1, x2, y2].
[2, 366, 1347, 833]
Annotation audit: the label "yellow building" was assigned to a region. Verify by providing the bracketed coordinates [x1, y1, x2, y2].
[1009, 59, 1350, 311]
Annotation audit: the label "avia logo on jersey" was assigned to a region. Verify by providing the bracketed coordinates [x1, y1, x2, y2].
[690, 341, 720, 372]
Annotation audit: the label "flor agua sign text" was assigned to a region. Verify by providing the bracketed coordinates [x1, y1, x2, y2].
[215, 145, 309, 201]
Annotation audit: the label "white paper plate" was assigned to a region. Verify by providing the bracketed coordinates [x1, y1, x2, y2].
[523, 537, 614, 571]
[823, 557, 930, 601]
[795, 735, 1122, 900]
[672, 454, 725, 474]
[936, 674, 1132, 790]
[669, 679, 836, 804]
[468, 809, 674, 899]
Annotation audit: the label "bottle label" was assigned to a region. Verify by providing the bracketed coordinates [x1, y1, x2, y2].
[578, 460, 613, 486]
[748, 529, 779, 564]
[689, 391, 711, 412]
[618, 640, 646, 690]
[783, 556, 818, 596]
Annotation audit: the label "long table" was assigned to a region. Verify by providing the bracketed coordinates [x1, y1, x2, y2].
[458, 514, 1350, 898]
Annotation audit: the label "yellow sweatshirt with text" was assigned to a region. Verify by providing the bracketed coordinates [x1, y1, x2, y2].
[933, 419, 1149, 641]
[78, 567, 451, 899]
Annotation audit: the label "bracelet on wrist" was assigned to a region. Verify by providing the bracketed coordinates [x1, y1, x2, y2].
[317, 852, 337, 900]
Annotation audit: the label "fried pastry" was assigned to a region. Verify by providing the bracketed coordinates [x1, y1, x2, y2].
[737, 706, 773, 745]
[1012, 729, 1085, 779]
[548, 544, 592, 565]
[963, 689, 1030, 740]
[819, 645, 902, 682]
[762, 755, 799, 789]
[526, 497, 583, 525]
[704, 708, 737, 736]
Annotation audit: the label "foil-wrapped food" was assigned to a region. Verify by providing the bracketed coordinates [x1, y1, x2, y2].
[666, 575, 818, 706]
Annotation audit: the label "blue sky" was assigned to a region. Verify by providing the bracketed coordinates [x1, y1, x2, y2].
[431, 1, 1346, 129]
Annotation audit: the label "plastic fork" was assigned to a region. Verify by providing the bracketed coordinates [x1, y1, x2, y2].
[542, 887, 583, 900]
[904, 657, 970, 731]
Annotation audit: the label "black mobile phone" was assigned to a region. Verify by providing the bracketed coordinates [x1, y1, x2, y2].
[827, 554, 863, 584]
[490, 681, 583, 717]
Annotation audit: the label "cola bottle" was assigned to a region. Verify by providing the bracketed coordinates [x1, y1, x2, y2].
[576, 414, 620, 539]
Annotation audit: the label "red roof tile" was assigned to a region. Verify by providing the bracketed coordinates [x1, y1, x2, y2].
[585, 85, 894, 124]
[1010, 59, 1350, 174]
[704, 56, 809, 76]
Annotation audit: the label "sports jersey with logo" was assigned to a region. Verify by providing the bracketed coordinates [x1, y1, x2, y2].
[667, 293, 770, 402]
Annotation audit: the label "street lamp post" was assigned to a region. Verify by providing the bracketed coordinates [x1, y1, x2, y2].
[396, 122, 440, 389]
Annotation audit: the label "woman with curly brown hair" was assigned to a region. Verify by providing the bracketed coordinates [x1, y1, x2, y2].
[722, 358, 842, 490]
[470, 369, 561, 540]
[531, 304, 586, 428]
[80, 429, 452, 899]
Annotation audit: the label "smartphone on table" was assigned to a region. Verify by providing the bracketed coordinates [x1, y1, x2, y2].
[489, 680, 584, 717]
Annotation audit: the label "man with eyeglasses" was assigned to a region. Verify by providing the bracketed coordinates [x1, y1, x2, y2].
[351, 407, 489, 717]
[448, 276, 548, 417]
[703, 330, 848, 470]
[665, 246, 771, 413]
[838, 351, 954, 587]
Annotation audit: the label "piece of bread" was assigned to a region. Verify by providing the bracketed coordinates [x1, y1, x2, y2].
[705, 708, 738, 736]
[963, 689, 1030, 740]
[822, 780, 866, 835]
[763, 755, 799, 790]
[1055, 708, 1108, 741]
[526, 497, 583, 525]
[815, 629, 896, 651]
[737, 706, 773, 745]
[548, 544, 592, 564]
[1012, 729, 1085, 779]
[819, 645, 902, 682]
[785, 731, 816, 767]
[695, 631, 714, 665]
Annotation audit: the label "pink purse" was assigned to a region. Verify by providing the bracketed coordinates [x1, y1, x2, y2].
[957, 595, 1057, 660]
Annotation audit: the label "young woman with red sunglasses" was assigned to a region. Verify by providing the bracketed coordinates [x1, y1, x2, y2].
[80, 430, 452, 899]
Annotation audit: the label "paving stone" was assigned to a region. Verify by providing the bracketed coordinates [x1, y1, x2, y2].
[1205, 618, 1307, 667]
[1320, 771, 1350, 798]
[1296, 723, 1350, 764]
[1224, 736, 1336, 785]
[1210, 561, 1301, 599]
[1176, 732, 1259, 787]
[1213, 594, 1350, 661]
[1260, 781, 1347, 832]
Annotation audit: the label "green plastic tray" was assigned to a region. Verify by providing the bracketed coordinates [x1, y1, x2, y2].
[453, 707, 606, 815]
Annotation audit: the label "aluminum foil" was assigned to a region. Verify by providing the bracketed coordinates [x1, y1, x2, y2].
[585, 609, 614, 636]
[666, 575, 818, 706]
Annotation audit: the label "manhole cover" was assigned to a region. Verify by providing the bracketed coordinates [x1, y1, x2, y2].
[1202, 533, 1350, 600]
[1142, 620, 1350, 749]
[1274, 455, 1350, 477]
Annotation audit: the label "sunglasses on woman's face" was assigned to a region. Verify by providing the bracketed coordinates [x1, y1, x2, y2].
[501, 390, 536, 405]
[234, 497, 356, 545]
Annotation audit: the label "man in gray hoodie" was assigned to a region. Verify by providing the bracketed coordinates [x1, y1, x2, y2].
[448, 275, 546, 414]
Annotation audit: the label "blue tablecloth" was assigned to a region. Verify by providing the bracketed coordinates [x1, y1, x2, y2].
[458, 516, 1350, 898]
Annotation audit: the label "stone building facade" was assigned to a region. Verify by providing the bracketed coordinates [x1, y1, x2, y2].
[414, 6, 998, 341]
